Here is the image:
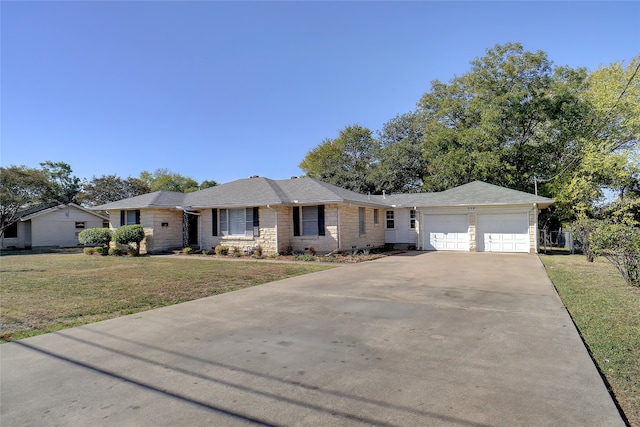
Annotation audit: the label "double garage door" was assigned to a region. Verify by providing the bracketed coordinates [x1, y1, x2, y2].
[424, 213, 530, 253]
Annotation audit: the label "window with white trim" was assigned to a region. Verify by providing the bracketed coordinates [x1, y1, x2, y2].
[410, 210, 416, 229]
[386, 210, 395, 229]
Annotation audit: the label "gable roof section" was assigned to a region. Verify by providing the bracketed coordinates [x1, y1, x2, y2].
[20, 203, 109, 221]
[381, 181, 553, 208]
[92, 191, 186, 210]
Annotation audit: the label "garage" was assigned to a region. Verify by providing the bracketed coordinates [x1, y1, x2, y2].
[477, 213, 530, 253]
[424, 214, 469, 251]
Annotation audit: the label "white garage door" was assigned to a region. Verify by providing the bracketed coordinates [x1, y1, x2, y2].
[424, 215, 469, 251]
[477, 213, 529, 253]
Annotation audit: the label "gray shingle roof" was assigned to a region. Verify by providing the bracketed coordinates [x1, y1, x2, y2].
[90, 178, 553, 210]
[92, 191, 187, 210]
[379, 181, 553, 207]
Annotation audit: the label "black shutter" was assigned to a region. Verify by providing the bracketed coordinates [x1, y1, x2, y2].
[120, 210, 125, 226]
[253, 207, 259, 237]
[318, 205, 325, 236]
[135, 210, 141, 224]
[212, 208, 218, 236]
[293, 206, 300, 236]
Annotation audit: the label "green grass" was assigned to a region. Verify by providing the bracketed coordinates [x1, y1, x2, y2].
[540, 254, 640, 426]
[0, 253, 334, 342]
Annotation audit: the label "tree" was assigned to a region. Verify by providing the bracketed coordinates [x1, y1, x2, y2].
[139, 168, 200, 193]
[79, 175, 151, 207]
[553, 56, 640, 222]
[199, 180, 219, 189]
[0, 166, 51, 237]
[417, 43, 591, 194]
[39, 161, 82, 204]
[299, 125, 379, 194]
[370, 112, 427, 193]
[78, 228, 113, 250]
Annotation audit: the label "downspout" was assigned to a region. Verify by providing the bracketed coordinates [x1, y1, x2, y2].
[267, 205, 278, 254]
[533, 203, 538, 253]
[337, 206, 341, 251]
[414, 206, 420, 250]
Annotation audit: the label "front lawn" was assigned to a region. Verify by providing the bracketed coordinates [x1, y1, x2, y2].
[0, 254, 334, 342]
[540, 254, 640, 426]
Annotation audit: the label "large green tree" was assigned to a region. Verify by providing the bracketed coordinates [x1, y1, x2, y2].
[39, 161, 83, 204]
[299, 125, 379, 193]
[139, 168, 200, 193]
[552, 56, 640, 222]
[417, 43, 591, 194]
[0, 166, 51, 236]
[79, 174, 151, 207]
[370, 112, 427, 193]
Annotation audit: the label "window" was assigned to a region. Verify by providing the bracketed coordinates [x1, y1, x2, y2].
[374, 209, 379, 225]
[410, 210, 416, 229]
[75, 222, 86, 229]
[293, 205, 325, 236]
[218, 207, 259, 237]
[120, 209, 140, 226]
[359, 207, 366, 235]
[4, 222, 18, 238]
[386, 210, 395, 229]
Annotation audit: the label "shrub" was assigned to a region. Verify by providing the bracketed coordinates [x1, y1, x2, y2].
[78, 228, 112, 247]
[294, 254, 316, 262]
[215, 245, 229, 256]
[113, 225, 145, 256]
[108, 247, 123, 256]
[95, 246, 109, 256]
[182, 247, 194, 255]
[590, 222, 640, 287]
[83, 247, 96, 255]
[202, 249, 211, 255]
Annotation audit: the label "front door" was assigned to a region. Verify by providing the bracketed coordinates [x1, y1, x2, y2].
[188, 213, 198, 246]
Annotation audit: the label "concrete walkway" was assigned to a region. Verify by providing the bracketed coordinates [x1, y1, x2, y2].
[1, 252, 624, 426]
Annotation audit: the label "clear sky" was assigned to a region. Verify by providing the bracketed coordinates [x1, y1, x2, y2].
[2, 1, 639, 185]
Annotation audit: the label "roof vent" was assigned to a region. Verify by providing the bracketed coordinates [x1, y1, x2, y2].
[249, 175, 259, 178]
[291, 176, 298, 179]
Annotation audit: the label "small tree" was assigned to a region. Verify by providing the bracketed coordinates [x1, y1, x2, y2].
[590, 222, 640, 287]
[569, 216, 600, 262]
[78, 228, 112, 252]
[113, 225, 146, 256]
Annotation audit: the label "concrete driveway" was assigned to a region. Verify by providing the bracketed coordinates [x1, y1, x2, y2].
[1, 252, 624, 426]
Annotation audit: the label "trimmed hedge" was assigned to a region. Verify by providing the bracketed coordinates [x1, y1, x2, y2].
[113, 225, 145, 256]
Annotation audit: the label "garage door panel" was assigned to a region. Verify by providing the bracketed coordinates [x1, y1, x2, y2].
[478, 213, 529, 253]
[424, 215, 469, 251]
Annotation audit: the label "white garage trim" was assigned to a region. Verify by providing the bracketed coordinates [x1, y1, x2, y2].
[477, 213, 529, 253]
[423, 214, 470, 251]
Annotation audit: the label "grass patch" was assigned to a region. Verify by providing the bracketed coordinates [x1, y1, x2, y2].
[0, 254, 334, 342]
[540, 254, 640, 426]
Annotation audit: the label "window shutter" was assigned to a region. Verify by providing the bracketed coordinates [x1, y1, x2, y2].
[253, 207, 259, 237]
[135, 210, 141, 224]
[293, 206, 300, 236]
[212, 209, 218, 236]
[220, 209, 228, 236]
[318, 205, 325, 236]
[120, 210, 125, 226]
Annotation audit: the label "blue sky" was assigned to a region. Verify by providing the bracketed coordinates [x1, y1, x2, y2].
[2, 1, 639, 185]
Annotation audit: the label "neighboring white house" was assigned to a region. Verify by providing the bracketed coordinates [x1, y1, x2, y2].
[1, 203, 109, 250]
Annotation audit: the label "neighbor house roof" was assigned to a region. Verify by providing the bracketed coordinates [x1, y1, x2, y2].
[18, 203, 109, 221]
[379, 181, 553, 208]
[91, 178, 553, 211]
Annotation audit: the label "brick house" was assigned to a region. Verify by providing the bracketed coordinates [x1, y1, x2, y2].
[92, 177, 553, 255]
